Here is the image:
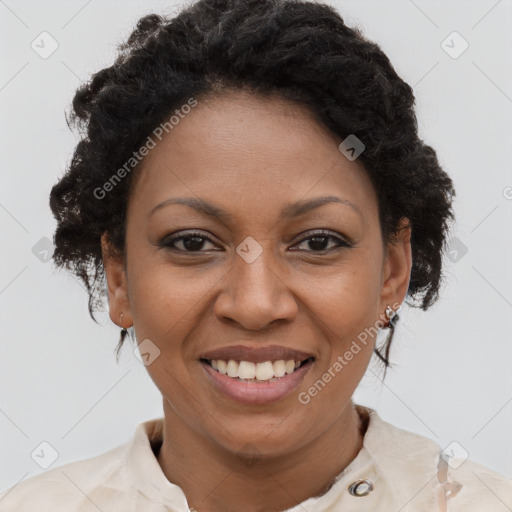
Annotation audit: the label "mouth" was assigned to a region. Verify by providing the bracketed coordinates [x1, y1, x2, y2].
[200, 357, 315, 383]
[199, 356, 315, 404]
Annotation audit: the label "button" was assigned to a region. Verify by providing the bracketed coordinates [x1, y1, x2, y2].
[348, 479, 374, 497]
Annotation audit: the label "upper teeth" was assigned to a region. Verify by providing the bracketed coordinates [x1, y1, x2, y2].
[210, 359, 302, 381]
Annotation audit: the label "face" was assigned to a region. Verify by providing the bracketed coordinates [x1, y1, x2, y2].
[102, 90, 411, 457]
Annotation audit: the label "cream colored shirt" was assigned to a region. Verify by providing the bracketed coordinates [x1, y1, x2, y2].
[1, 404, 510, 511]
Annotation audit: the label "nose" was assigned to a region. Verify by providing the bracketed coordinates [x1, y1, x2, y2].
[213, 241, 298, 331]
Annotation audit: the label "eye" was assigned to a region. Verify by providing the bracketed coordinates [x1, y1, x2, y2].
[160, 229, 351, 254]
[291, 230, 352, 252]
[160, 231, 218, 253]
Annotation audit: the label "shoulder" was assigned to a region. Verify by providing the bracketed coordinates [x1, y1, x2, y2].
[446, 456, 512, 511]
[358, 405, 512, 511]
[0, 442, 131, 512]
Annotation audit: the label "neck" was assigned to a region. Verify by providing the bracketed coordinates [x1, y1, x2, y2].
[156, 400, 366, 512]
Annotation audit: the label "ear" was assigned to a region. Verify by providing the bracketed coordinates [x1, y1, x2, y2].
[379, 217, 412, 319]
[101, 232, 133, 329]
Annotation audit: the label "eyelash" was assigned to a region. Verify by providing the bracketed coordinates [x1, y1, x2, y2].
[160, 229, 352, 254]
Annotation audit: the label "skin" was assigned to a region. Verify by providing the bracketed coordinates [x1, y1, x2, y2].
[101, 89, 412, 512]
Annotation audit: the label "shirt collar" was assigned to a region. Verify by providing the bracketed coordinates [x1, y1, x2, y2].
[124, 404, 447, 511]
[124, 417, 190, 510]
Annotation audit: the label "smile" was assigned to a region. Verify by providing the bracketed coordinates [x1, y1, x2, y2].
[200, 357, 315, 404]
[202, 358, 314, 382]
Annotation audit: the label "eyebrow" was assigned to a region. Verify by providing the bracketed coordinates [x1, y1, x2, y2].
[148, 195, 361, 222]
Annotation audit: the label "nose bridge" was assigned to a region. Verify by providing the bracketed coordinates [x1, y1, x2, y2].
[235, 236, 280, 292]
[214, 235, 297, 329]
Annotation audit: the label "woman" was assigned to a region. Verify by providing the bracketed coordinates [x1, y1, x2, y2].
[1, 0, 510, 510]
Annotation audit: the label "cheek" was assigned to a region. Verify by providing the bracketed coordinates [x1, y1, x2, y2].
[127, 263, 202, 404]
[297, 291, 376, 430]
[128, 259, 217, 339]
[306, 254, 382, 332]
[303, 254, 381, 383]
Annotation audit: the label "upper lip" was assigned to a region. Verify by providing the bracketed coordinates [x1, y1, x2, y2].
[199, 344, 315, 363]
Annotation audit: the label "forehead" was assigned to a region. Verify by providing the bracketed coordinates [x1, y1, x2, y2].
[128, 90, 378, 225]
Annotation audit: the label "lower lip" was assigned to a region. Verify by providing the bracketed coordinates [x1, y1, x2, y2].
[200, 360, 313, 405]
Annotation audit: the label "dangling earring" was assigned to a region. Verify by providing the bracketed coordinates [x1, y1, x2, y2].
[374, 304, 400, 367]
[120, 313, 128, 338]
[384, 305, 398, 328]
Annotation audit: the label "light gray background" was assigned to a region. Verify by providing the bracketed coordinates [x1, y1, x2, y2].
[1, 0, 511, 493]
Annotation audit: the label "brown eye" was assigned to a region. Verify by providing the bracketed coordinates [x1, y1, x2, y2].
[159, 229, 352, 254]
[291, 230, 352, 252]
[160, 231, 218, 252]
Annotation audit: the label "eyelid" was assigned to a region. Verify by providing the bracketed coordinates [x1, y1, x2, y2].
[291, 228, 352, 246]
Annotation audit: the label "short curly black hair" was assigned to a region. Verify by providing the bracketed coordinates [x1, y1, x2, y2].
[49, 0, 456, 372]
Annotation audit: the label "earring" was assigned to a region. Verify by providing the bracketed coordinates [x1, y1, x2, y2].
[384, 305, 399, 328]
[120, 313, 128, 337]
